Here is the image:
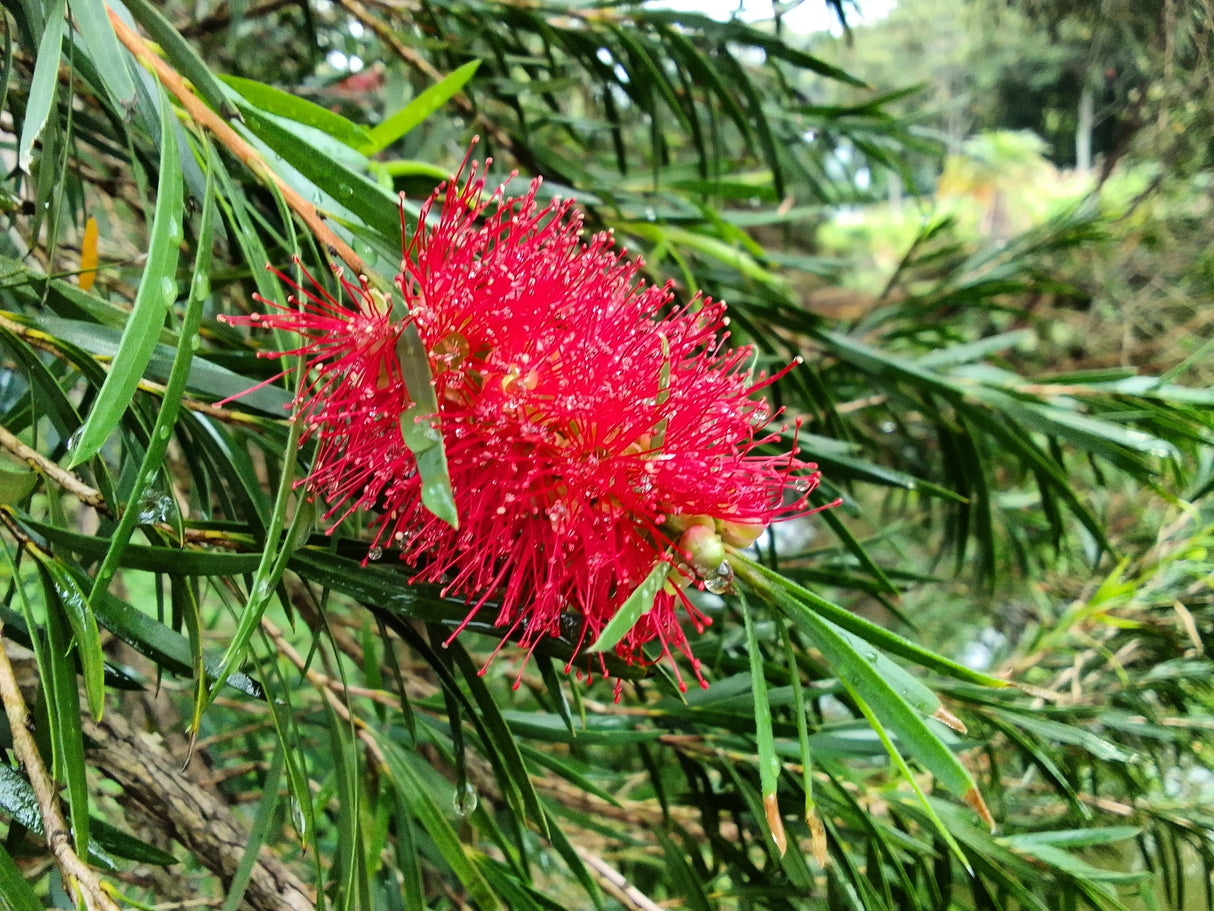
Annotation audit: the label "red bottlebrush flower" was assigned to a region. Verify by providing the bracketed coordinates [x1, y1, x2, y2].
[224, 150, 823, 692]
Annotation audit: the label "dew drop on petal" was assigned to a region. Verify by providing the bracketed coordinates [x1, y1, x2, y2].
[367, 546, 383, 561]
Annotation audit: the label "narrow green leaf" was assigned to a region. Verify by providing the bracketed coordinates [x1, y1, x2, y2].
[11, 311, 292, 416]
[731, 554, 1009, 689]
[362, 60, 481, 155]
[646, 10, 869, 87]
[780, 620, 819, 842]
[989, 708, 1137, 764]
[374, 736, 503, 910]
[449, 642, 549, 838]
[68, 87, 183, 466]
[617, 220, 789, 292]
[89, 818, 176, 866]
[15, 514, 260, 576]
[0, 4, 13, 123]
[70, 0, 136, 113]
[0, 468, 39, 505]
[40, 558, 104, 719]
[0, 842, 42, 911]
[655, 830, 714, 911]
[0, 764, 176, 868]
[540, 808, 605, 910]
[40, 564, 91, 853]
[396, 322, 457, 527]
[389, 789, 425, 910]
[538, 656, 576, 737]
[585, 560, 670, 654]
[120, 0, 234, 117]
[233, 102, 399, 239]
[219, 745, 285, 911]
[774, 585, 993, 829]
[89, 142, 216, 606]
[70, 564, 262, 698]
[17, 0, 65, 173]
[204, 451, 307, 710]
[520, 745, 623, 808]
[325, 700, 371, 911]
[0, 321, 83, 439]
[252, 634, 316, 848]
[741, 588, 785, 855]
[846, 682, 976, 874]
[1002, 840, 1148, 884]
[222, 75, 370, 145]
[1004, 827, 1141, 850]
[171, 576, 207, 743]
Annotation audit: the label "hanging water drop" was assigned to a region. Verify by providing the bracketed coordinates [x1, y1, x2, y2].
[702, 561, 734, 595]
[453, 781, 478, 817]
[366, 546, 383, 561]
[289, 796, 308, 836]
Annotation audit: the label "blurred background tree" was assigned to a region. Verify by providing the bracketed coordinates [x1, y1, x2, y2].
[0, 1, 1211, 909]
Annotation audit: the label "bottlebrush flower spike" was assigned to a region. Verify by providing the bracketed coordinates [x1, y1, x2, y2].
[223, 149, 826, 693]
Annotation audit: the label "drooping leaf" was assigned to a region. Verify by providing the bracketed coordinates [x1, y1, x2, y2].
[69, 87, 184, 467]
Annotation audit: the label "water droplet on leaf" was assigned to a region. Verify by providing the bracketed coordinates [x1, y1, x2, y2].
[453, 782, 477, 817]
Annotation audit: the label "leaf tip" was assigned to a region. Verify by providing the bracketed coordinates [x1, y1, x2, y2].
[763, 792, 787, 856]
[807, 806, 828, 867]
[963, 786, 995, 832]
[933, 705, 967, 734]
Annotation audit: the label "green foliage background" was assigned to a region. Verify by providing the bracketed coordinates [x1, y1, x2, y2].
[0, 1, 1211, 909]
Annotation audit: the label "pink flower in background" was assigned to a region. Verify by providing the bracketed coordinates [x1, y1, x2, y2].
[225, 150, 823, 692]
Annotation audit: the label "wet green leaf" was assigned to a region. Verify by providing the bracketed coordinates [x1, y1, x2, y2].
[362, 60, 481, 155]
[16, 0, 64, 173]
[71, 0, 136, 113]
[585, 560, 669, 655]
[69, 88, 183, 467]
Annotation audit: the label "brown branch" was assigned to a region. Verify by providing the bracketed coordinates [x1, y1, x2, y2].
[1, 308, 274, 429]
[0, 625, 122, 911]
[0, 422, 108, 512]
[105, 6, 368, 277]
[81, 710, 315, 911]
[260, 617, 392, 768]
[572, 844, 666, 911]
[136, 376, 267, 427]
[0, 426, 248, 551]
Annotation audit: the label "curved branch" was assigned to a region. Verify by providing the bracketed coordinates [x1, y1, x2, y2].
[105, 6, 368, 277]
[0, 626, 121, 911]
